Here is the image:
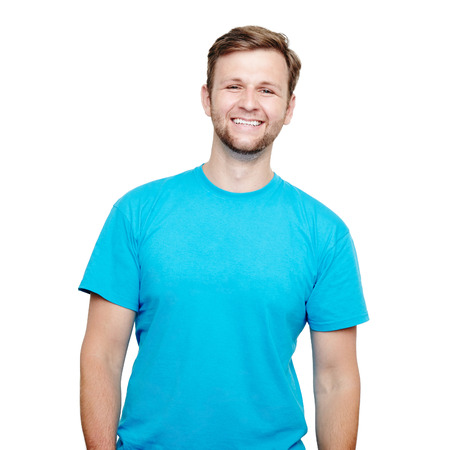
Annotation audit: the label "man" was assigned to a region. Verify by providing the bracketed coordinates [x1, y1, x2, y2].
[79, 25, 369, 449]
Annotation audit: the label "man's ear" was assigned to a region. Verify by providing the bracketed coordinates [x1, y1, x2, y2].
[284, 94, 296, 125]
[201, 84, 212, 117]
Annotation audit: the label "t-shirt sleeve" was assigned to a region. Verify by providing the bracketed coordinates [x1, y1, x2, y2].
[306, 232, 369, 331]
[78, 205, 140, 312]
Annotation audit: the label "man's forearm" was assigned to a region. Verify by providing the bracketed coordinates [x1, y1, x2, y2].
[80, 354, 122, 450]
[314, 378, 361, 450]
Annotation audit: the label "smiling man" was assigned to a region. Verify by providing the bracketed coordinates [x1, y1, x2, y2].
[203, 48, 294, 161]
[79, 26, 369, 450]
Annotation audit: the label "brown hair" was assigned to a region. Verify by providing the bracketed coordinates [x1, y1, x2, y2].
[207, 25, 301, 98]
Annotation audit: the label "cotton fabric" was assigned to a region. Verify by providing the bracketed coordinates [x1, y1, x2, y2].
[79, 166, 369, 449]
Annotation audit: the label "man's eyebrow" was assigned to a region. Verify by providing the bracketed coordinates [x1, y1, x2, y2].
[259, 81, 283, 91]
[220, 77, 244, 84]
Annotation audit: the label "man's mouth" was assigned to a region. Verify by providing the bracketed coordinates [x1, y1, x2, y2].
[232, 118, 263, 127]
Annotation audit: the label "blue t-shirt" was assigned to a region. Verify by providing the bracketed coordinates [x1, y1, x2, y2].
[79, 166, 369, 449]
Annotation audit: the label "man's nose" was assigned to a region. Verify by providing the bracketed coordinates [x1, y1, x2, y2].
[238, 88, 259, 111]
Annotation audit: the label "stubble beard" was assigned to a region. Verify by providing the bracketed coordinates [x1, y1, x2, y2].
[211, 109, 285, 162]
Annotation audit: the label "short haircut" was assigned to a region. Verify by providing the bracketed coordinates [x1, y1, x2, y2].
[207, 25, 301, 98]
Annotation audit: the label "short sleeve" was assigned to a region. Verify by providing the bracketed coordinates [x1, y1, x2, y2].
[306, 232, 369, 331]
[78, 205, 140, 312]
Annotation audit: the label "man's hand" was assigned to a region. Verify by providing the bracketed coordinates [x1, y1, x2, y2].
[311, 326, 361, 450]
[80, 293, 136, 449]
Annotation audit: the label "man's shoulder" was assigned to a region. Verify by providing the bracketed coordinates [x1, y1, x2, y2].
[279, 177, 349, 237]
[116, 167, 196, 205]
[111, 167, 198, 220]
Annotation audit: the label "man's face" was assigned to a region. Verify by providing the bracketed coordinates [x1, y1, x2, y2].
[202, 49, 295, 157]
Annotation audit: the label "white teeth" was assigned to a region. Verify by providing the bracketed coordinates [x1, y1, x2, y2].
[233, 118, 262, 126]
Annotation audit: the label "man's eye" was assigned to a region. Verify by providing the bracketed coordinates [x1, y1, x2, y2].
[261, 89, 274, 94]
[227, 85, 240, 90]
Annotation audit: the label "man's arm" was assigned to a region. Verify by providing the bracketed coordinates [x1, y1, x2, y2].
[310, 326, 361, 450]
[80, 293, 136, 450]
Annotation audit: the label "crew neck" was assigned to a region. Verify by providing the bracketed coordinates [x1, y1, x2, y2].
[194, 164, 282, 200]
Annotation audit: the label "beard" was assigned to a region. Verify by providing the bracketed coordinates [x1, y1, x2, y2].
[210, 108, 286, 161]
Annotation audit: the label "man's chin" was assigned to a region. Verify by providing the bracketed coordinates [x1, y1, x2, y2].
[214, 127, 272, 161]
[223, 142, 268, 161]
[220, 136, 266, 154]
[228, 145, 265, 155]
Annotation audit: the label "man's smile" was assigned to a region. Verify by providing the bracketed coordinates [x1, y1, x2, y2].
[232, 118, 263, 127]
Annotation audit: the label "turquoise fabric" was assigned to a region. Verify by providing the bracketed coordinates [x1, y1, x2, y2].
[79, 166, 368, 449]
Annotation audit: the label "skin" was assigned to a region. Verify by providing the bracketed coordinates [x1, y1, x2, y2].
[80, 294, 135, 449]
[201, 49, 295, 193]
[312, 327, 361, 449]
[80, 48, 362, 449]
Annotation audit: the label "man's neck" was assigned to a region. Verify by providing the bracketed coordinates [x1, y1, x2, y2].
[203, 142, 274, 193]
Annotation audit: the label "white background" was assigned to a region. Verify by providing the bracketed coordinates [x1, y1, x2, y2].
[1, 1, 449, 448]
